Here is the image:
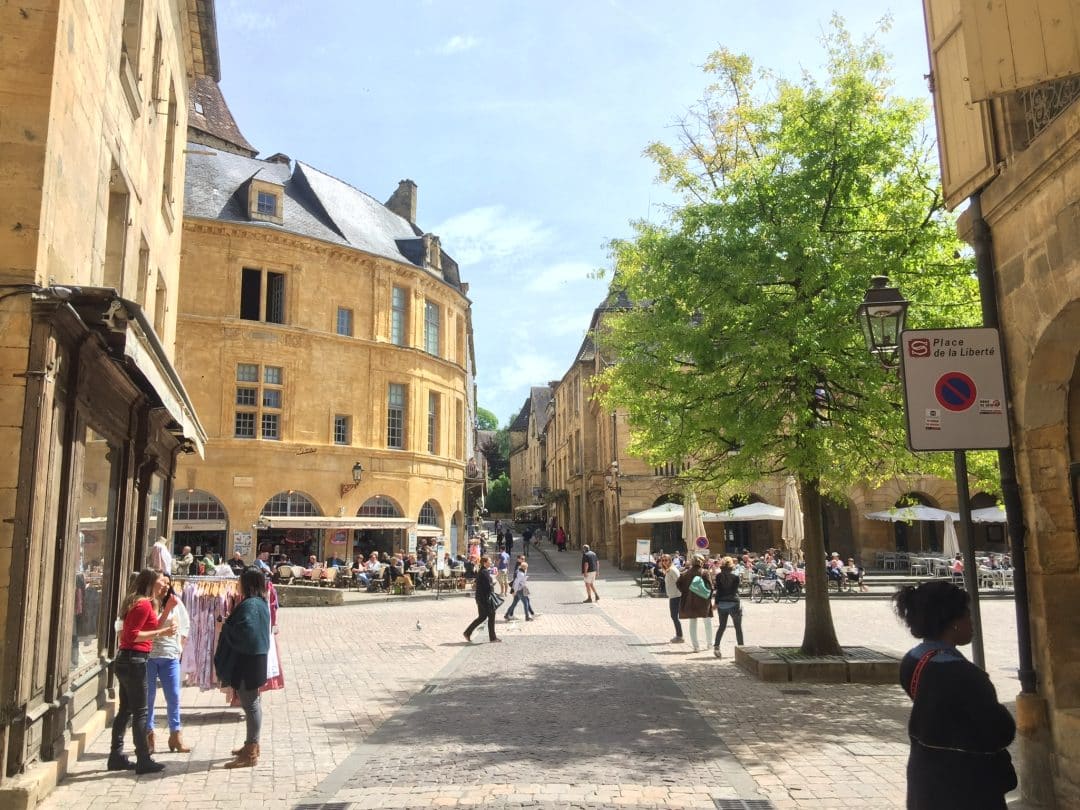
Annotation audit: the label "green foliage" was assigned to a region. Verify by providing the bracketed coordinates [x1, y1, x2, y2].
[487, 472, 511, 514]
[598, 17, 992, 499]
[476, 407, 499, 431]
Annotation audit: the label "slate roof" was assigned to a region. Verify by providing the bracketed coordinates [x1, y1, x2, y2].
[184, 146, 465, 292]
[530, 386, 553, 435]
[509, 399, 531, 433]
[189, 76, 256, 156]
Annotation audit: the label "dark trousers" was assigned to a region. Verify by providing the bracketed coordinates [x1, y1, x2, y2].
[668, 597, 683, 638]
[714, 604, 744, 646]
[465, 601, 497, 640]
[112, 652, 151, 761]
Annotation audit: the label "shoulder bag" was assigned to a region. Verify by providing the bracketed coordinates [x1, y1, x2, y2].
[689, 575, 711, 600]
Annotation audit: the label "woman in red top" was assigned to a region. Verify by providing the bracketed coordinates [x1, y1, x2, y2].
[108, 568, 176, 773]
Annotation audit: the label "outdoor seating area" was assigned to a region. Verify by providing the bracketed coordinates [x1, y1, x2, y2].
[870, 551, 1014, 591]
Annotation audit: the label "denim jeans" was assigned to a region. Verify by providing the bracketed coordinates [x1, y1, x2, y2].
[504, 591, 534, 618]
[714, 603, 745, 646]
[146, 657, 182, 732]
[111, 652, 151, 761]
[668, 597, 683, 638]
[235, 684, 262, 745]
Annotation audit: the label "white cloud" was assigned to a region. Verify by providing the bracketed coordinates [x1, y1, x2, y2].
[434, 206, 551, 265]
[524, 260, 596, 293]
[438, 35, 479, 55]
[221, 1, 279, 32]
[480, 352, 563, 404]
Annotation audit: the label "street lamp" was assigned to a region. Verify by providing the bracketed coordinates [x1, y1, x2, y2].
[857, 275, 910, 368]
[339, 462, 364, 497]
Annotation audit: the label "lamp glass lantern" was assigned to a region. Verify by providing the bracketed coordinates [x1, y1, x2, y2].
[857, 275, 910, 368]
[351, 462, 363, 483]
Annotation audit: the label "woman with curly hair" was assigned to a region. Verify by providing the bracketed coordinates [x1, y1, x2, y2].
[893, 580, 1016, 809]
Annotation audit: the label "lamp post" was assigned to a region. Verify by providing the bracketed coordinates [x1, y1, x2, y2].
[604, 459, 623, 569]
[858, 277, 986, 669]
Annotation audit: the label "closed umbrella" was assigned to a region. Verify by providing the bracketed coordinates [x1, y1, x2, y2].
[682, 491, 708, 553]
[943, 514, 960, 557]
[781, 476, 804, 561]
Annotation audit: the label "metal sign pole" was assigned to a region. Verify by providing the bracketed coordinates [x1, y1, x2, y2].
[954, 450, 985, 669]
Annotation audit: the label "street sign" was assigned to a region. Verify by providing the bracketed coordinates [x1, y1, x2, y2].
[635, 539, 652, 563]
[694, 536, 709, 550]
[900, 328, 1011, 451]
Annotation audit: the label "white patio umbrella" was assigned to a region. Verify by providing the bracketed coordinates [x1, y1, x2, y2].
[706, 502, 784, 521]
[621, 502, 684, 525]
[864, 505, 960, 522]
[971, 505, 1007, 523]
[781, 476, 805, 560]
[682, 491, 708, 552]
[943, 514, 961, 557]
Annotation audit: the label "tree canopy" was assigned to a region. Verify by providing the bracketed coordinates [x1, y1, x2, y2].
[596, 19, 988, 653]
[476, 407, 499, 431]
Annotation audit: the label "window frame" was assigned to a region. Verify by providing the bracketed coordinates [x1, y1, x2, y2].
[336, 306, 354, 337]
[424, 299, 441, 356]
[391, 286, 408, 346]
[334, 414, 351, 446]
[234, 362, 285, 440]
[387, 383, 406, 449]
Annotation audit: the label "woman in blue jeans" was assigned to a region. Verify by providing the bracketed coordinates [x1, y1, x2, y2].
[712, 557, 744, 658]
[146, 573, 191, 754]
[660, 555, 684, 643]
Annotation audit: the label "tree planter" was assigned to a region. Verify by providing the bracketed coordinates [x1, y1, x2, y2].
[734, 645, 901, 684]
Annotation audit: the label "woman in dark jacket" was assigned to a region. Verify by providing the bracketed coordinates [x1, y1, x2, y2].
[463, 556, 501, 643]
[712, 556, 743, 658]
[215, 567, 271, 768]
[676, 555, 713, 652]
[893, 580, 1016, 809]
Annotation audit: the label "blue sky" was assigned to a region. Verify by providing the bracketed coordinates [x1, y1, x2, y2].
[214, 1, 933, 427]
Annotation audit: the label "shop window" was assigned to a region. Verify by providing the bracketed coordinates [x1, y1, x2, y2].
[359, 496, 402, 517]
[173, 490, 227, 521]
[71, 428, 120, 679]
[262, 491, 319, 517]
[387, 384, 405, 449]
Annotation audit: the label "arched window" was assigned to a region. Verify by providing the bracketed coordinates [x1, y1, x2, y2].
[418, 501, 440, 527]
[358, 496, 402, 518]
[173, 490, 227, 521]
[261, 492, 319, 517]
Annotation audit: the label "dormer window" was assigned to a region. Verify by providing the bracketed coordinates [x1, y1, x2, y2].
[257, 191, 278, 216]
[248, 178, 284, 225]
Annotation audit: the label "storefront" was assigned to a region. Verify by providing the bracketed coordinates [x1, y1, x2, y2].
[171, 489, 228, 561]
[257, 515, 416, 563]
[2, 290, 205, 780]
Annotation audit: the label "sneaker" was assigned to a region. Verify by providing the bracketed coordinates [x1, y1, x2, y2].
[490, 638, 502, 643]
[670, 637, 684, 644]
[525, 617, 532, 622]
[463, 632, 471, 642]
[504, 615, 516, 621]
[134, 759, 165, 775]
[714, 647, 723, 659]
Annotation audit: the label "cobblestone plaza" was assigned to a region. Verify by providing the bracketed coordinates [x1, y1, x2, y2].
[39, 541, 1023, 810]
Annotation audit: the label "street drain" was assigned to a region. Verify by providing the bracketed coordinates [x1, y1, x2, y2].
[715, 801, 776, 809]
[420, 683, 439, 694]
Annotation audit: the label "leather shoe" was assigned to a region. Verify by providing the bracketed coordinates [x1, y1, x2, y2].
[106, 754, 135, 771]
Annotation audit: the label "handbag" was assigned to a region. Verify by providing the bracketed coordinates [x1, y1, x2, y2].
[488, 592, 505, 610]
[689, 575, 711, 600]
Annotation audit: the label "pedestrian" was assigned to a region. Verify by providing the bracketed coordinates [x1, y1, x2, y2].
[109, 568, 177, 773]
[581, 544, 600, 602]
[214, 566, 271, 768]
[712, 556, 744, 658]
[504, 557, 536, 620]
[176, 545, 194, 576]
[148, 535, 173, 575]
[463, 556, 501, 643]
[660, 555, 683, 643]
[496, 548, 510, 595]
[893, 580, 1016, 809]
[146, 573, 191, 754]
[676, 555, 714, 652]
[503, 526, 513, 556]
[556, 525, 567, 552]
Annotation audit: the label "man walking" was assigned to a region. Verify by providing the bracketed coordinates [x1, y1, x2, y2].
[581, 545, 600, 603]
[503, 527, 513, 556]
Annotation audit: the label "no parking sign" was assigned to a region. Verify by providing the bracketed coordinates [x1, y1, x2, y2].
[900, 328, 1011, 451]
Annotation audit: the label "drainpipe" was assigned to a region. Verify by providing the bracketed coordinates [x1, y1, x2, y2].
[969, 193, 1036, 695]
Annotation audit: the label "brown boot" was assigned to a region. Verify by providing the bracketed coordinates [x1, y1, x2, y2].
[224, 742, 258, 768]
[167, 731, 190, 753]
[146, 729, 155, 754]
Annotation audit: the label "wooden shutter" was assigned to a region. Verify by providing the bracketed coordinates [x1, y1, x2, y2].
[961, 0, 1080, 101]
[924, 0, 998, 210]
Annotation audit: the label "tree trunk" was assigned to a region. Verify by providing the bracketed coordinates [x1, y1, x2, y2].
[799, 478, 842, 656]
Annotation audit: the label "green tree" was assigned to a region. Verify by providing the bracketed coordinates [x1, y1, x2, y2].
[597, 19, 984, 655]
[476, 407, 499, 431]
[487, 472, 511, 514]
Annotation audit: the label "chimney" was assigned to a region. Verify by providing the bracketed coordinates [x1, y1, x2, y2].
[266, 152, 291, 165]
[386, 179, 417, 223]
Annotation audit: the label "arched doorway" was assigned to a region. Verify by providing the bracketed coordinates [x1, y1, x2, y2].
[260, 491, 321, 564]
[416, 500, 443, 560]
[650, 493, 682, 554]
[721, 494, 776, 554]
[172, 489, 228, 561]
[354, 496, 405, 557]
[970, 491, 1006, 552]
[894, 493, 940, 553]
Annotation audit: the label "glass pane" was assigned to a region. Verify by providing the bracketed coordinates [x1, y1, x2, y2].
[236, 387, 256, 406]
[237, 363, 258, 382]
[71, 428, 118, 678]
[264, 366, 283, 385]
[263, 389, 282, 409]
[147, 473, 165, 550]
[261, 413, 279, 440]
[235, 412, 256, 438]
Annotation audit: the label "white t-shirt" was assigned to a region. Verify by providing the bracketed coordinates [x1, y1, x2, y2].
[148, 541, 173, 575]
[149, 598, 189, 659]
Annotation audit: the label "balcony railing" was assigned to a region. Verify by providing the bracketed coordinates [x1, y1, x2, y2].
[1017, 75, 1080, 145]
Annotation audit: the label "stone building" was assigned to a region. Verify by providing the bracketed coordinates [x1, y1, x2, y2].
[0, 0, 211, 800]
[508, 386, 552, 522]
[922, 1, 1080, 804]
[175, 85, 476, 564]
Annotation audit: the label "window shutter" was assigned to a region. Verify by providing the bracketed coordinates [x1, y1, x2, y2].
[961, 0, 1080, 101]
[923, 0, 999, 210]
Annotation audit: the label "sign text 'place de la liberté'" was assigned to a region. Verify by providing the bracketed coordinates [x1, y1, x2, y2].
[899, 328, 1011, 452]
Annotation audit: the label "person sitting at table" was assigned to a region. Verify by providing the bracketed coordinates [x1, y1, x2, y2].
[843, 558, 868, 592]
[827, 552, 844, 587]
[227, 551, 246, 576]
[350, 555, 371, 588]
[950, 553, 964, 580]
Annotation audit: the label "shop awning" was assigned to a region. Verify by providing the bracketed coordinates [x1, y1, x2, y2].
[514, 504, 546, 514]
[173, 520, 227, 532]
[416, 524, 443, 537]
[256, 516, 415, 531]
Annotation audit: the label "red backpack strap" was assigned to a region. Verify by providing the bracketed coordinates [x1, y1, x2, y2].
[909, 648, 941, 699]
